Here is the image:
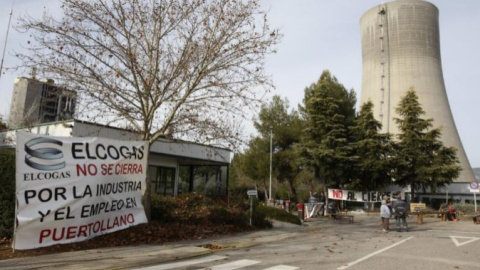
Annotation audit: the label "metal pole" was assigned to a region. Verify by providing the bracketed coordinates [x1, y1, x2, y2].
[269, 126, 273, 202]
[475, 192, 477, 213]
[0, 8, 13, 80]
[250, 196, 253, 226]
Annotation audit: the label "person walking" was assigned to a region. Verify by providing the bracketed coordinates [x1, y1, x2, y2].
[380, 200, 391, 233]
[394, 198, 409, 232]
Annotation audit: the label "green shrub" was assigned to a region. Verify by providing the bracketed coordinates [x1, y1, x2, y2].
[150, 193, 214, 224]
[0, 149, 15, 238]
[251, 206, 272, 228]
[207, 206, 248, 225]
[150, 193, 255, 228]
[256, 204, 301, 225]
[453, 203, 477, 214]
[150, 194, 181, 224]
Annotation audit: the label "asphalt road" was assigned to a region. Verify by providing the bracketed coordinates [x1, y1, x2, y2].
[133, 215, 480, 270]
[2, 214, 479, 270]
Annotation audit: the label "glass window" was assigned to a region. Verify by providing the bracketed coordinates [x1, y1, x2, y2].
[148, 166, 176, 196]
[179, 165, 228, 197]
[178, 166, 192, 194]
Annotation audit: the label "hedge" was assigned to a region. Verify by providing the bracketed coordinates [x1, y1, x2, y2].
[0, 148, 15, 238]
[256, 204, 302, 225]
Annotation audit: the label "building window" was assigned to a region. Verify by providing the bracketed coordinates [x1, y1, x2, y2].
[148, 166, 175, 196]
[39, 85, 59, 123]
[178, 165, 228, 197]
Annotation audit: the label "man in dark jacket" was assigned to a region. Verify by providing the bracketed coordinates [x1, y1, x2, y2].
[394, 198, 409, 232]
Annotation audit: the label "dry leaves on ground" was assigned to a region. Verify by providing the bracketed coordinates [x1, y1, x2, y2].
[0, 221, 253, 261]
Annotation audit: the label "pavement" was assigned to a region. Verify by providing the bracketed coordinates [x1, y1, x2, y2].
[0, 217, 309, 270]
[0, 213, 477, 270]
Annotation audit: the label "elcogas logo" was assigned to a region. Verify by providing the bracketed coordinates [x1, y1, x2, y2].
[24, 137, 66, 171]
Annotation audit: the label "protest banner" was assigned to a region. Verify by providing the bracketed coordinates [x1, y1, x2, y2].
[14, 132, 148, 250]
[328, 188, 391, 202]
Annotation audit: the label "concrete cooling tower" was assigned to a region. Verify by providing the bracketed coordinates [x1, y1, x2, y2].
[360, 0, 474, 183]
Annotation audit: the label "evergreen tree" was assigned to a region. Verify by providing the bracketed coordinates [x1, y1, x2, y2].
[227, 154, 254, 192]
[238, 137, 270, 197]
[349, 101, 393, 191]
[393, 89, 461, 201]
[297, 70, 356, 192]
[239, 96, 304, 201]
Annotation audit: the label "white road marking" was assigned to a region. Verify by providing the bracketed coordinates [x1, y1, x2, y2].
[336, 236, 414, 270]
[132, 255, 227, 270]
[196, 259, 260, 270]
[428, 230, 480, 235]
[450, 236, 480, 247]
[262, 265, 299, 270]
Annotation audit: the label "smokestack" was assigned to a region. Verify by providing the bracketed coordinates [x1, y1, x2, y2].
[360, 0, 474, 182]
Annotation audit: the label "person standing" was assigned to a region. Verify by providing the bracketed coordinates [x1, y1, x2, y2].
[448, 203, 457, 221]
[380, 200, 391, 233]
[308, 191, 317, 203]
[394, 198, 409, 232]
[383, 195, 392, 231]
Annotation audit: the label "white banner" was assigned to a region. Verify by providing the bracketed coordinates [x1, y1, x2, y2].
[14, 132, 148, 250]
[304, 203, 323, 219]
[328, 188, 391, 202]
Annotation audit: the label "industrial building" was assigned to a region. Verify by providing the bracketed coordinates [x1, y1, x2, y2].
[8, 77, 76, 129]
[360, 0, 475, 184]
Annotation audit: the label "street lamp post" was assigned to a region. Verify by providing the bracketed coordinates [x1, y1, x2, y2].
[269, 126, 273, 203]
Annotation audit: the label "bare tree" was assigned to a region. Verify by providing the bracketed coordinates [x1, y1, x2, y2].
[15, 0, 280, 217]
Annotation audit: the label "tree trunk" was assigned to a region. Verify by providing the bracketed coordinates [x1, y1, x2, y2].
[322, 174, 327, 216]
[410, 183, 416, 203]
[288, 179, 297, 200]
[144, 144, 152, 221]
[144, 182, 151, 221]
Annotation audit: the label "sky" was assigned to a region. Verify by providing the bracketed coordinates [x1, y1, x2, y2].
[1, 0, 479, 168]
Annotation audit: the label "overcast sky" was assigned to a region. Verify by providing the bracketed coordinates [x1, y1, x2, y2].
[1, 0, 479, 168]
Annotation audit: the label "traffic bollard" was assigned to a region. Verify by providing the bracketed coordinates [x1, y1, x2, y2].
[297, 203, 304, 220]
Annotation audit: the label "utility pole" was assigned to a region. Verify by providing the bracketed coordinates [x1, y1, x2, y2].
[269, 126, 273, 204]
[0, 8, 13, 80]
